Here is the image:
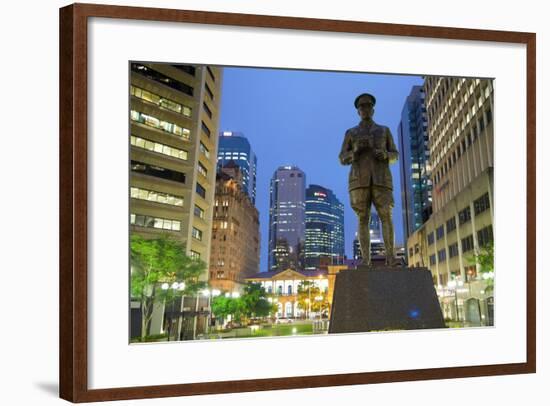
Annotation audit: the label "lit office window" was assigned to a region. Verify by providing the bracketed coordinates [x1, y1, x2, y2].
[130, 187, 183, 206]
[130, 85, 192, 117]
[130, 110, 190, 139]
[192, 227, 203, 241]
[199, 142, 210, 158]
[194, 205, 205, 219]
[130, 135, 188, 160]
[197, 162, 208, 177]
[130, 213, 181, 231]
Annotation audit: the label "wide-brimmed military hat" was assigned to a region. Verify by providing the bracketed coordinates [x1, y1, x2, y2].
[354, 93, 376, 108]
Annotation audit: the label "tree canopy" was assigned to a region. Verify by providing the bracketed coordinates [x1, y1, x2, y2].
[130, 233, 207, 339]
[211, 283, 277, 325]
[296, 281, 329, 317]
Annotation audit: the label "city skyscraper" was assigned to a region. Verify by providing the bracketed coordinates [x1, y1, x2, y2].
[130, 63, 221, 263]
[304, 184, 345, 270]
[217, 131, 257, 204]
[407, 76, 494, 325]
[268, 166, 306, 271]
[129, 63, 222, 339]
[398, 85, 432, 245]
[352, 210, 384, 260]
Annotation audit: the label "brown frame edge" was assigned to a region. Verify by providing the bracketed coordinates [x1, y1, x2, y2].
[59, 2, 536, 403]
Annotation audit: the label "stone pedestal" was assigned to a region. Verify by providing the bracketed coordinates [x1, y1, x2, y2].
[328, 267, 445, 333]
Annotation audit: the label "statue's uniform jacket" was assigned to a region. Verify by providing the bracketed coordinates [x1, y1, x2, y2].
[339, 121, 399, 191]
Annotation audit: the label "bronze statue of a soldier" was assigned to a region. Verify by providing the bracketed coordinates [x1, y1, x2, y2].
[339, 93, 399, 267]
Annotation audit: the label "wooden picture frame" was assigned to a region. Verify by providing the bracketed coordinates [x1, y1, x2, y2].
[59, 2, 536, 402]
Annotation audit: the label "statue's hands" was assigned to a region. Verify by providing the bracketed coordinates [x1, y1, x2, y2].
[374, 149, 388, 161]
[353, 138, 369, 154]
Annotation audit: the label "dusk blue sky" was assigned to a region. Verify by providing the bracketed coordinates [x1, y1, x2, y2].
[219, 67, 423, 271]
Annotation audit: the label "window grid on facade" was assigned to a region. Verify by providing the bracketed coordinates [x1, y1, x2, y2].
[130, 85, 192, 117]
[448, 242, 459, 258]
[437, 248, 447, 262]
[459, 206, 471, 225]
[197, 162, 208, 177]
[130, 135, 188, 160]
[196, 183, 206, 198]
[199, 142, 210, 158]
[192, 227, 203, 241]
[130, 213, 181, 231]
[171, 64, 196, 76]
[131, 160, 186, 184]
[461, 234, 474, 253]
[130, 110, 190, 139]
[130, 187, 183, 206]
[427, 232, 435, 245]
[206, 66, 216, 82]
[131, 63, 194, 96]
[203, 102, 212, 119]
[474, 192, 491, 216]
[201, 121, 211, 137]
[205, 82, 214, 100]
[436, 225, 445, 240]
[194, 205, 205, 219]
[477, 225, 494, 247]
[446, 216, 456, 233]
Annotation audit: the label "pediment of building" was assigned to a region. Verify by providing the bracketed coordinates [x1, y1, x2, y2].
[273, 269, 304, 280]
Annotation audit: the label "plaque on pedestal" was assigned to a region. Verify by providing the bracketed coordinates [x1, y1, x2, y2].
[329, 267, 445, 333]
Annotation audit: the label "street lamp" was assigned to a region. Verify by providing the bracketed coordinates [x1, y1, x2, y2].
[315, 295, 324, 320]
[447, 279, 464, 324]
[201, 289, 212, 336]
[307, 281, 312, 320]
[161, 281, 185, 341]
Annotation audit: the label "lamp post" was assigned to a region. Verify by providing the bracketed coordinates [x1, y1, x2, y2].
[206, 289, 221, 335]
[201, 289, 211, 337]
[446, 280, 459, 323]
[317, 275, 324, 320]
[161, 281, 185, 341]
[315, 295, 323, 320]
[447, 279, 465, 325]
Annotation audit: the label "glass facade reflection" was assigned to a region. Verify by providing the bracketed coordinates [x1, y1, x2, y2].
[304, 185, 345, 269]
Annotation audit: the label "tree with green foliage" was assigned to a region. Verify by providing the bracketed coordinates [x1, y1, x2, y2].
[296, 281, 329, 319]
[211, 295, 246, 324]
[468, 242, 494, 292]
[211, 283, 277, 327]
[241, 282, 277, 319]
[130, 234, 207, 340]
[211, 296, 233, 321]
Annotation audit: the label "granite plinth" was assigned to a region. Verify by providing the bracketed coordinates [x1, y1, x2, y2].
[329, 267, 445, 333]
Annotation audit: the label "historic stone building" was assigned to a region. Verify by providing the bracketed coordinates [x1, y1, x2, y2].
[209, 162, 260, 293]
[246, 268, 329, 319]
